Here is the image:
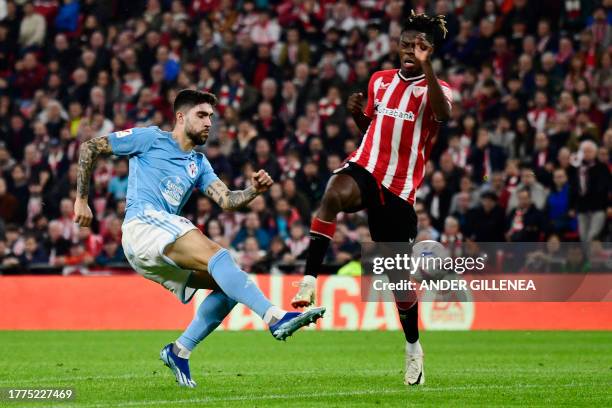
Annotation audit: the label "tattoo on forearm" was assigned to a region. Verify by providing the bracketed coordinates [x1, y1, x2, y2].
[205, 181, 258, 210]
[77, 136, 112, 198]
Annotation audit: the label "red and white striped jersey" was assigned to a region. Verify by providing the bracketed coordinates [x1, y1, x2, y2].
[348, 69, 453, 204]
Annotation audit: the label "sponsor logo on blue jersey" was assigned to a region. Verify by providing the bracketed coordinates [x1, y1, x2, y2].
[159, 176, 186, 206]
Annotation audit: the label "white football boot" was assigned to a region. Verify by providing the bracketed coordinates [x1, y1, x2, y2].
[291, 276, 316, 308]
[404, 344, 425, 385]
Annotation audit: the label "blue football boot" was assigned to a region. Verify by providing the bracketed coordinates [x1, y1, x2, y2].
[160, 343, 197, 387]
[269, 307, 326, 340]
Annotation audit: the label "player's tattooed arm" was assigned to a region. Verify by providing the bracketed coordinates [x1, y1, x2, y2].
[205, 170, 273, 210]
[205, 180, 259, 211]
[77, 136, 113, 199]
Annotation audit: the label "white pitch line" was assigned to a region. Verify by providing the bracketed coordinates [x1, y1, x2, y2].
[47, 382, 596, 408]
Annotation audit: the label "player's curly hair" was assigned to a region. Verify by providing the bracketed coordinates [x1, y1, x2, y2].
[402, 10, 448, 47]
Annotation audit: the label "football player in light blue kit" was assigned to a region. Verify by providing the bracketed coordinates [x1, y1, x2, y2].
[73, 90, 325, 387]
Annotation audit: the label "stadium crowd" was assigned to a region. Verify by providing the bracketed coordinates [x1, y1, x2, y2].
[0, 0, 610, 274]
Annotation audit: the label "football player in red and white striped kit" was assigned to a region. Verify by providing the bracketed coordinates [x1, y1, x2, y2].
[291, 12, 452, 386]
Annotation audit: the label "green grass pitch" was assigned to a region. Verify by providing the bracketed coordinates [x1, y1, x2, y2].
[0, 331, 610, 407]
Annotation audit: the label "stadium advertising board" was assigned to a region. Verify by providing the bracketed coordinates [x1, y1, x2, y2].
[0, 275, 610, 330]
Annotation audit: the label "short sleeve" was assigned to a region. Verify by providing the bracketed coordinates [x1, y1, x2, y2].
[196, 153, 220, 192]
[108, 127, 157, 156]
[363, 73, 379, 119]
[439, 81, 453, 111]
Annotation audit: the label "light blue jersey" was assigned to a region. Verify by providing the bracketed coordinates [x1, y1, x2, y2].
[108, 126, 219, 222]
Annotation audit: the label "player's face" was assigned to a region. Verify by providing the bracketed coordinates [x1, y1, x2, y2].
[399, 31, 429, 76]
[184, 103, 214, 145]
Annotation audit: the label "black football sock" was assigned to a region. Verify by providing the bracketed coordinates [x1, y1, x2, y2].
[304, 218, 336, 278]
[398, 302, 419, 343]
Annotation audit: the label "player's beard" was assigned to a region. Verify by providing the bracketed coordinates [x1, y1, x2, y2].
[185, 120, 208, 146]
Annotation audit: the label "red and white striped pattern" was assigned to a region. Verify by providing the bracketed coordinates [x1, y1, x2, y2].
[348, 69, 453, 204]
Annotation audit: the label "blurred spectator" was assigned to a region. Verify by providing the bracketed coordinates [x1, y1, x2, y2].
[206, 140, 232, 181]
[19, 234, 49, 269]
[562, 246, 590, 273]
[0, 176, 18, 223]
[572, 140, 610, 242]
[95, 237, 126, 266]
[417, 211, 439, 242]
[108, 159, 129, 201]
[282, 177, 310, 223]
[57, 197, 78, 242]
[425, 171, 452, 232]
[546, 168, 577, 237]
[55, 0, 80, 33]
[465, 191, 506, 242]
[278, 26, 311, 71]
[506, 188, 544, 242]
[204, 218, 229, 248]
[250, 9, 280, 47]
[77, 227, 103, 259]
[253, 138, 281, 180]
[285, 222, 308, 258]
[507, 166, 548, 212]
[252, 235, 292, 274]
[14, 52, 47, 100]
[43, 220, 71, 264]
[18, 2, 46, 50]
[467, 128, 506, 183]
[0, 238, 20, 268]
[440, 216, 463, 257]
[194, 197, 217, 232]
[61, 242, 94, 267]
[232, 236, 265, 272]
[232, 212, 270, 250]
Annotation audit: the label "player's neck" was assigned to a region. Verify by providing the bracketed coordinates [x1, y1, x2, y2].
[398, 69, 424, 81]
[172, 129, 194, 152]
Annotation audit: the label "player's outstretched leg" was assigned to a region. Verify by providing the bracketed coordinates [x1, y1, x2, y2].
[207, 248, 326, 340]
[161, 290, 236, 387]
[292, 173, 362, 308]
[165, 231, 325, 340]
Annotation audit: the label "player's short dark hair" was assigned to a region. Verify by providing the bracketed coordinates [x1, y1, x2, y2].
[401, 10, 448, 47]
[173, 89, 217, 113]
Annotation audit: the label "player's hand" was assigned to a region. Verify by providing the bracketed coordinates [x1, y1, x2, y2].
[347, 92, 365, 115]
[414, 34, 433, 63]
[251, 170, 273, 193]
[74, 197, 93, 227]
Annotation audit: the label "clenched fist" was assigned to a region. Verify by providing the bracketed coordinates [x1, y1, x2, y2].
[74, 197, 93, 227]
[251, 169, 273, 193]
[347, 92, 365, 116]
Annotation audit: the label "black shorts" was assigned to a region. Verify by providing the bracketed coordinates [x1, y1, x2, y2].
[335, 162, 417, 242]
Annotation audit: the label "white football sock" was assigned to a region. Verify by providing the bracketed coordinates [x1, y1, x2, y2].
[173, 340, 191, 359]
[406, 339, 423, 355]
[263, 306, 287, 325]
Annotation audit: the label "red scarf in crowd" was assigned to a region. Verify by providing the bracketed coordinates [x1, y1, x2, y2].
[218, 80, 244, 115]
[318, 97, 340, 120]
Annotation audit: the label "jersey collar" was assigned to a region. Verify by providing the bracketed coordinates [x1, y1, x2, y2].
[397, 70, 425, 83]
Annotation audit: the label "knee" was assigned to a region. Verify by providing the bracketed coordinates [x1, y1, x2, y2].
[191, 241, 224, 270]
[320, 189, 343, 215]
